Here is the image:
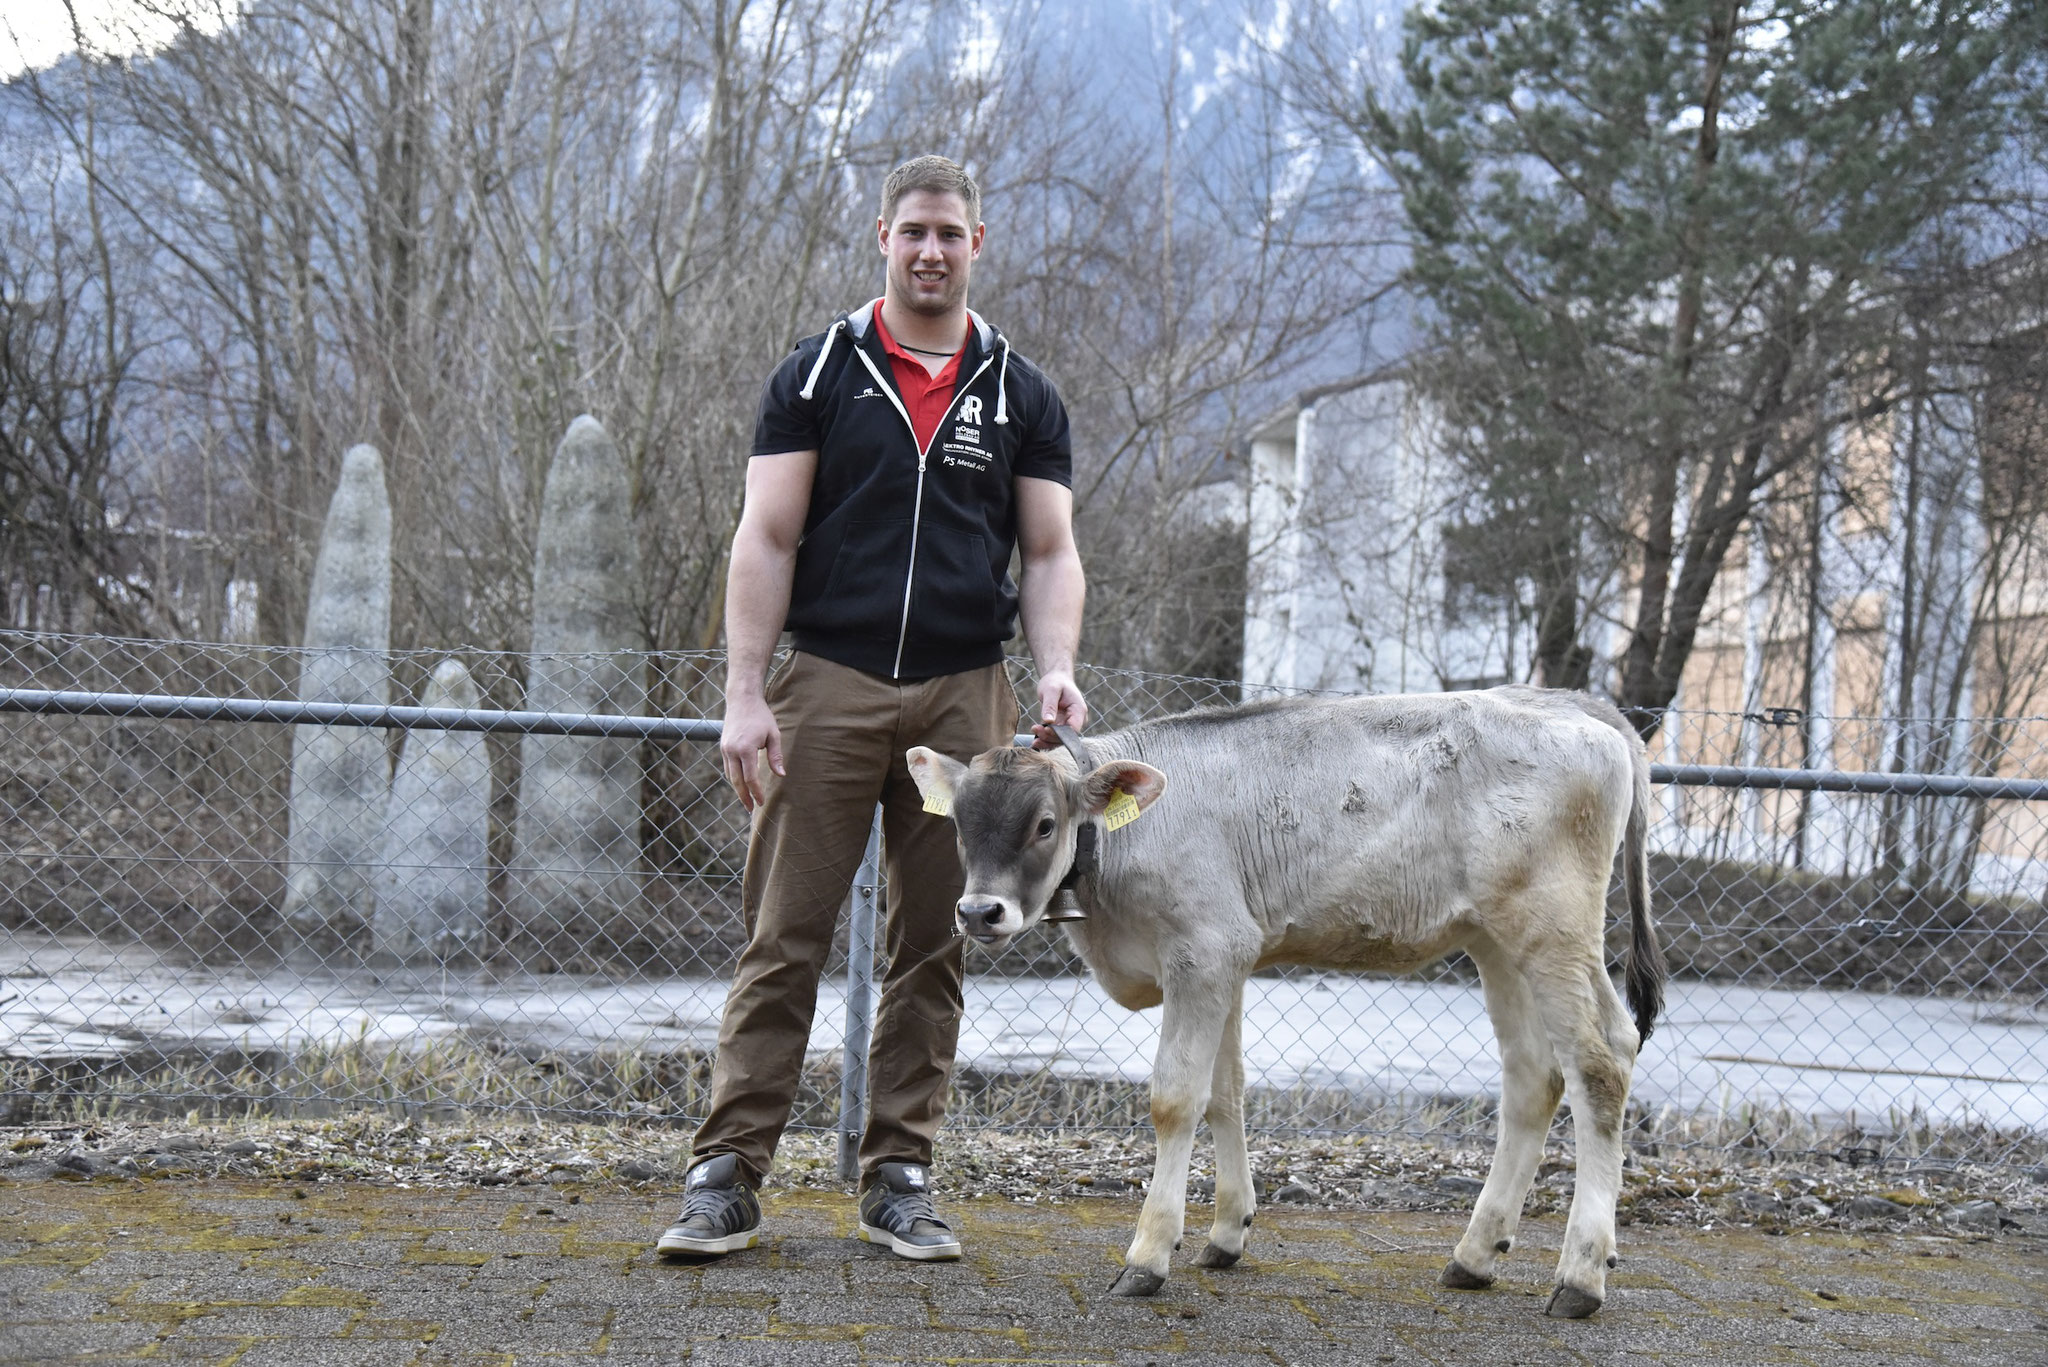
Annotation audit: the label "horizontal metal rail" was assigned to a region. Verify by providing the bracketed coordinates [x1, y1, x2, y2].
[1651, 763, 2048, 801]
[4, 685, 2046, 800]
[0, 686, 720, 742]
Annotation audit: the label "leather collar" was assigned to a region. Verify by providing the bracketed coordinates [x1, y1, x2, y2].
[1043, 724, 1094, 923]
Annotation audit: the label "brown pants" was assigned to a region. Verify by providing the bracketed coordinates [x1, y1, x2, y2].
[691, 652, 1014, 1188]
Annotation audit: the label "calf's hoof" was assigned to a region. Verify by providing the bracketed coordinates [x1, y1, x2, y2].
[1108, 1266, 1167, 1297]
[1439, 1259, 1494, 1290]
[1193, 1242, 1241, 1269]
[1544, 1284, 1603, 1319]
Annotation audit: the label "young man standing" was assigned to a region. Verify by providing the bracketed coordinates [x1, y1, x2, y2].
[657, 156, 1086, 1262]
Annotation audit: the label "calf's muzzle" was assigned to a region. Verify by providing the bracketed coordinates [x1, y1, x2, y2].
[957, 895, 1007, 941]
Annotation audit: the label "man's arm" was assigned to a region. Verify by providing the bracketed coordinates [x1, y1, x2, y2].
[1015, 474, 1087, 742]
[721, 450, 817, 810]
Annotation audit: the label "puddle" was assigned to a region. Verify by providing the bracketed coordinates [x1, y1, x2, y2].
[2, 929, 2042, 1131]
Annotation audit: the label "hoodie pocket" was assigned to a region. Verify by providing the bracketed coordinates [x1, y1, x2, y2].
[908, 523, 999, 645]
[810, 518, 913, 635]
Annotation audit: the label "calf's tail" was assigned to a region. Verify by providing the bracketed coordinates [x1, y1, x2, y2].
[1622, 746, 1665, 1045]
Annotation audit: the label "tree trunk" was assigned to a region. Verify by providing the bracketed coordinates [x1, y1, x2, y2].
[1618, 1, 1736, 738]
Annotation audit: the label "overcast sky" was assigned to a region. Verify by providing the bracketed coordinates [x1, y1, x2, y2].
[2, 1, 237, 82]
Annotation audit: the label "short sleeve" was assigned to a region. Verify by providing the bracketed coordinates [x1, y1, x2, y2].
[750, 347, 822, 456]
[1012, 373, 1072, 487]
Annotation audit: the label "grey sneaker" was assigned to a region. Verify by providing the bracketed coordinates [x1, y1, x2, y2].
[656, 1154, 761, 1256]
[857, 1162, 962, 1261]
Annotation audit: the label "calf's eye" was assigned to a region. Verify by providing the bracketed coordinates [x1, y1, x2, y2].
[1035, 817, 1055, 839]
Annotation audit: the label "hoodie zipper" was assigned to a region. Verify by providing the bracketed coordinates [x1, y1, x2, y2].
[850, 342, 998, 678]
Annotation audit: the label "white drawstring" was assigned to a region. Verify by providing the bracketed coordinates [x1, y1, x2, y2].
[799, 319, 844, 400]
[804, 316, 1005, 419]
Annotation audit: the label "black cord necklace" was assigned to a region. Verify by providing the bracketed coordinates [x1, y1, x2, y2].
[901, 342, 960, 358]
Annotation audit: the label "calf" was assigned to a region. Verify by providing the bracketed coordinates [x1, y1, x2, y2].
[907, 686, 1664, 1317]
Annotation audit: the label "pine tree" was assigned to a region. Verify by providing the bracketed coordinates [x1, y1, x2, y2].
[1363, 0, 2041, 729]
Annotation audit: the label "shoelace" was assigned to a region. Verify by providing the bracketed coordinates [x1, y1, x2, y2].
[680, 1184, 751, 1231]
[872, 1187, 944, 1231]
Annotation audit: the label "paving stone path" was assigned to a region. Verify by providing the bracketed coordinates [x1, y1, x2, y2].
[1, 1176, 2044, 1365]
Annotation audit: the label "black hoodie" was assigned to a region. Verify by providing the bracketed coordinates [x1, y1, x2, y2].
[749, 301, 1073, 680]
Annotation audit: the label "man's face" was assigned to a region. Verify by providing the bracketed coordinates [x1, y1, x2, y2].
[878, 189, 983, 317]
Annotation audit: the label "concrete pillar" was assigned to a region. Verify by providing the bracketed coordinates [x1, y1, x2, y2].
[282, 444, 392, 944]
[507, 415, 646, 964]
[372, 658, 490, 964]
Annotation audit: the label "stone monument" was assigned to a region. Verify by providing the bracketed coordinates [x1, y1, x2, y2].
[281, 443, 392, 944]
[372, 658, 490, 963]
[506, 415, 646, 963]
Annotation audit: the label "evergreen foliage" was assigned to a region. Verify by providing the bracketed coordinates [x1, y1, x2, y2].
[1366, 0, 2045, 725]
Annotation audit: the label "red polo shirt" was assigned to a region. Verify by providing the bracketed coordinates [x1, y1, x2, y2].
[871, 304, 964, 453]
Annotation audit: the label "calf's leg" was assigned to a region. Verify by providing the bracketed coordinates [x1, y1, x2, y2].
[1445, 939, 1564, 1290]
[1531, 953, 1640, 1318]
[1194, 983, 1254, 1268]
[1111, 967, 1236, 1296]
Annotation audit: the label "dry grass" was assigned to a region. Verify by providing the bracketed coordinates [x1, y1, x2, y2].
[5, 1034, 2044, 1171]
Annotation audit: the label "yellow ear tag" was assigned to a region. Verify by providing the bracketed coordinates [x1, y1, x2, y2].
[1102, 789, 1143, 832]
[922, 791, 953, 817]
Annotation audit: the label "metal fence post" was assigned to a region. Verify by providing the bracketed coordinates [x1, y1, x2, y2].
[838, 806, 883, 1181]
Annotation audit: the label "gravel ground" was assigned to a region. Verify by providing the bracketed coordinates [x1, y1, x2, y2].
[2, 1114, 2044, 1244]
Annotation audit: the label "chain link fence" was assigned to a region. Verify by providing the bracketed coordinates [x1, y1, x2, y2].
[1, 629, 2044, 1169]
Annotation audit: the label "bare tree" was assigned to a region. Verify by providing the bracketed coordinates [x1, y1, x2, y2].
[2, 0, 1373, 691]
[0, 56, 154, 634]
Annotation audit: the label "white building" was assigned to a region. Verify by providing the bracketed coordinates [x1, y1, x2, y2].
[1235, 366, 2048, 900]
[1239, 374, 1532, 695]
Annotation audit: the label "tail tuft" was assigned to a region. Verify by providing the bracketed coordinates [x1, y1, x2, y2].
[1621, 750, 1666, 1044]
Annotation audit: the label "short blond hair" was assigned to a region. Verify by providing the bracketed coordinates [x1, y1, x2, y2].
[880, 155, 981, 228]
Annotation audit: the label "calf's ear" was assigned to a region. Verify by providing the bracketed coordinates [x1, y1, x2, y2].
[906, 747, 970, 816]
[1082, 761, 1167, 815]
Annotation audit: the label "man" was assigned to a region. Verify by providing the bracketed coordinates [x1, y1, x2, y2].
[657, 156, 1086, 1263]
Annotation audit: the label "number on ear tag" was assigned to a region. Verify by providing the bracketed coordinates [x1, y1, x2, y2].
[1102, 789, 1143, 831]
[923, 792, 953, 817]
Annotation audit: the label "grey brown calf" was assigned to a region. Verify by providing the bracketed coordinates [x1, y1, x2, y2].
[908, 686, 1664, 1317]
